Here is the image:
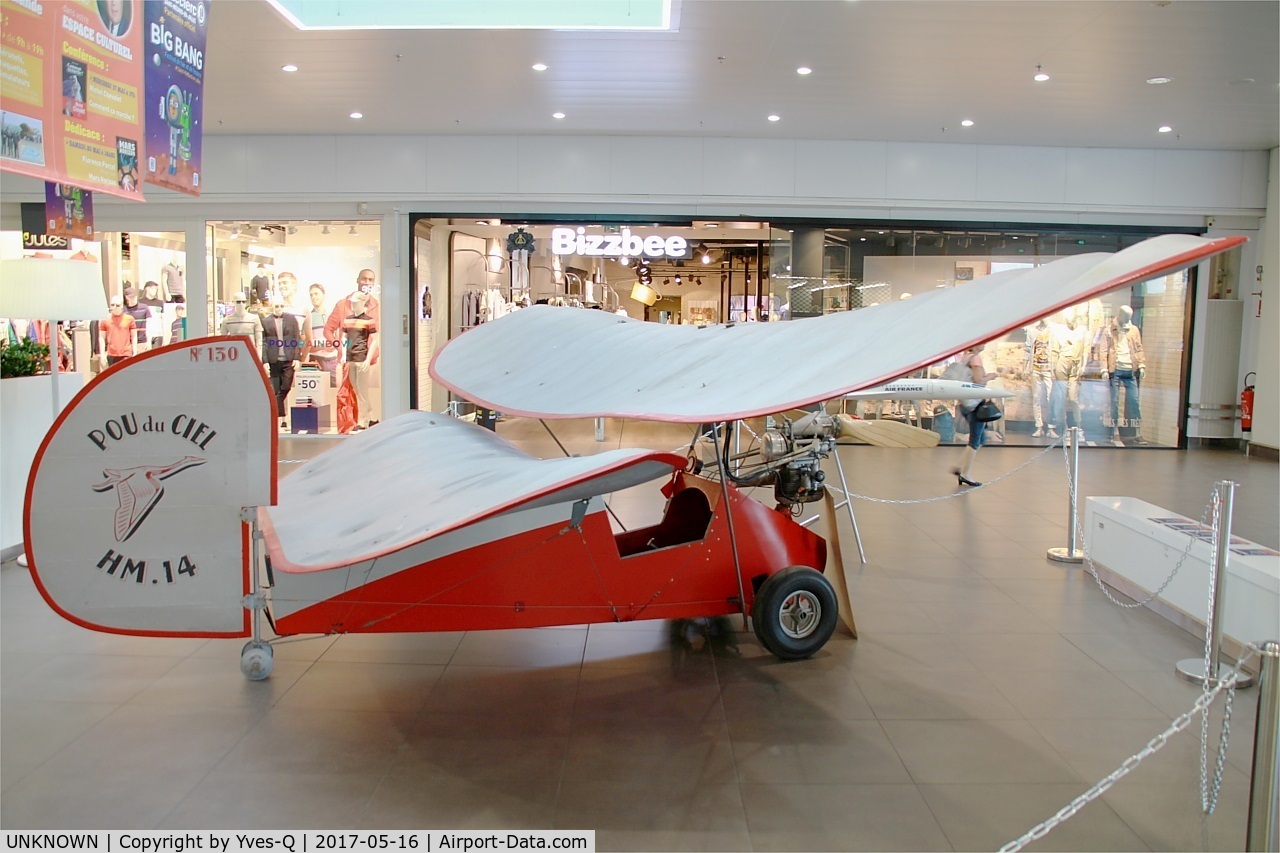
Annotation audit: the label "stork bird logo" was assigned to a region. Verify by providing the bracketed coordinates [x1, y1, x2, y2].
[92, 456, 207, 542]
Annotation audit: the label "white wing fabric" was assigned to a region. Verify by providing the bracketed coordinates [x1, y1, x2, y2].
[432, 234, 1243, 423]
[259, 412, 685, 572]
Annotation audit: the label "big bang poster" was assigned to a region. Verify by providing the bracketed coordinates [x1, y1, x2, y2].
[142, 0, 206, 195]
[44, 178, 95, 237]
[0, 0, 146, 201]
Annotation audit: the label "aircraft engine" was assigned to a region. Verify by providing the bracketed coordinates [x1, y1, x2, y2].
[774, 457, 826, 506]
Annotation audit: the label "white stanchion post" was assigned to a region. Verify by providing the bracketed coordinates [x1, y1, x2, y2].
[1048, 426, 1084, 563]
[1176, 481, 1253, 687]
[594, 417, 605, 442]
[1246, 640, 1280, 852]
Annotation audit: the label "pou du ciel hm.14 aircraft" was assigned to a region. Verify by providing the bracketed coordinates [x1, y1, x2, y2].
[22, 234, 1244, 678]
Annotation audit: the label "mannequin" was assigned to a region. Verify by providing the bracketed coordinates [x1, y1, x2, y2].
[162, 256, 185, 303]
[1025, 318, 1055, 438]
[506, 226, 536, 297]
[1051, 307, 1088, 432]
[305, 282, 338, 387]
[170, 303, 186, 343]
[324, 270, 380, 371]
[952, 344, 995, 487]
[249, 264, 272, 308]
[341, 292, 378, 430]
[219, 292, 264, 356]
[1100, 305, 1146, 445]
[262, 298, 303, 428]
[138, 281, 166, 348]
[98, 296, 137, 366]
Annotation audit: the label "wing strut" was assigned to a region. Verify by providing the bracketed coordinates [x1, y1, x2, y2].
[711, 422, 750, 629]
[537, 418, 629, 533]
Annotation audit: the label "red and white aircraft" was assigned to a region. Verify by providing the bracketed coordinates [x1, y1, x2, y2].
[22, 234, 1244, 678]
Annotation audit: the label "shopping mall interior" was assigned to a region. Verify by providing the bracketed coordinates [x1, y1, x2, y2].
[0, 1, 1277, 849]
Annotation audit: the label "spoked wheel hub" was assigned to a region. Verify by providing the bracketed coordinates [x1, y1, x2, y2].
[777, 590, 822, 639]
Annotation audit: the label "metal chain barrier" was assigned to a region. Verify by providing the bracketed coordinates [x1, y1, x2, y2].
[1057, 440, 1239, 818]
[1064, 438, 1216, 610]
[1000, 642, 1262, 853]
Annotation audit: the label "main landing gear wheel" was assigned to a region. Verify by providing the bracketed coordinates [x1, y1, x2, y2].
[752, 566, 838, 660]
[240, 640, 274, 681]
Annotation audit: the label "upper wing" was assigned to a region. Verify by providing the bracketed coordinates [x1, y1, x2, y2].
[431, 234, 1243, 422]
[259, 411, 686, 573]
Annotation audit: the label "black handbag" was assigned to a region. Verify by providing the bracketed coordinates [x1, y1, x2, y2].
[973, 399, 1003, 422]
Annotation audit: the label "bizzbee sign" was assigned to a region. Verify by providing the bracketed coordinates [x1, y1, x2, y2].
[24, 338, 275, 636]
[550, 226, 687, 259]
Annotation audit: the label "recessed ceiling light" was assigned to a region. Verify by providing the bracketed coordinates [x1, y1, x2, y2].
[532, 63, 548, 71]
[552, 112, 565, 119]
[349, 112, 363, 119]
[767, 114, 781, 122]
[1146, 76, 1173, 85]
[281, 64, 298, 73]
[1158, 125, 1173, 133]
[796, 67, 812, 75]
[961, 119, 974, 127]
[1034, 65, 1050, 82]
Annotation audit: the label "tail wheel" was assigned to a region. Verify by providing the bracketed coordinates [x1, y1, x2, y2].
[752, 566, 838, 660]
[240, 640, 274, 681]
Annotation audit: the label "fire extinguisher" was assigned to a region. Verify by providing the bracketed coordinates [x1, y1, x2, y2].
[1241, 372, 1255, 432]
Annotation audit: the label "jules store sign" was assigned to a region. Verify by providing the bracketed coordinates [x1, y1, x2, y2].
[551, 227, 687, 259]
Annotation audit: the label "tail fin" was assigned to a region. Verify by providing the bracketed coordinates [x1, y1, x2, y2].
[24, 338, 275, 637]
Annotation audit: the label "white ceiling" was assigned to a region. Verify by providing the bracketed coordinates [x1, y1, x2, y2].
[205, 0, 1279, 151]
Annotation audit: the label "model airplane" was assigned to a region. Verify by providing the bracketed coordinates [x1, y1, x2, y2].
[22, 234, 1245, 678]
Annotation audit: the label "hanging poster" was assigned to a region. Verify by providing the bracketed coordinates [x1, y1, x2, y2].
[0, 0, 146, 201]
[44, 180, 94, 237]
[143, 0, 207, 195]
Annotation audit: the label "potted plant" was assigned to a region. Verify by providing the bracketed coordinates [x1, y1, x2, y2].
[0, 339, 51, 378]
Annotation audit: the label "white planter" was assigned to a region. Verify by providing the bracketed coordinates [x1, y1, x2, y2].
[1, 373, 85, 556]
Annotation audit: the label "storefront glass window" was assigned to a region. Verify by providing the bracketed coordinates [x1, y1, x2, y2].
[772, 224, 1196, 448]
[208, 220, 381, 435]
[414, 217, 1196, 448]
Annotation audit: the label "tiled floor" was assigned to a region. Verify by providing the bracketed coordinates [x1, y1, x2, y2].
[3, 417, 1277, 851]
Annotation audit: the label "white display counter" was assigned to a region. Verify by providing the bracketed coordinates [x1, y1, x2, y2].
[1, 373, 86, 558]
[1084, 495, 1280, 662]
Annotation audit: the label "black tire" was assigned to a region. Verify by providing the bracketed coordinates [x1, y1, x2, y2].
[751, 566, 838, 660]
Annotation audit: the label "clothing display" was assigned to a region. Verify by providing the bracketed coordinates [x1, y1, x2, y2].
[1026, 322, 1054, 435]
[101, 313, 135, 361]
[342, 311, 377, 428]
[324, 293, 381, 357]
[162, 262, 185, 302]
[124, 300, 149, 345]
[306, 306, 338, 387]
[507, 228, 535, 295]
[1051, 321, 1088, 430]
[250, 271, 272, 306]
[1100, 322, 1145, 375]
[461, 289, 483, 328]
[481, 288, 509, 322]
[262, 311, 303, 419]
[1099, 309, 1145, 436]
[220, 310, 264, 355]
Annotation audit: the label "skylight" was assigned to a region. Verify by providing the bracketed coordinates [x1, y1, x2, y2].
[267, 0, 672, 30]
